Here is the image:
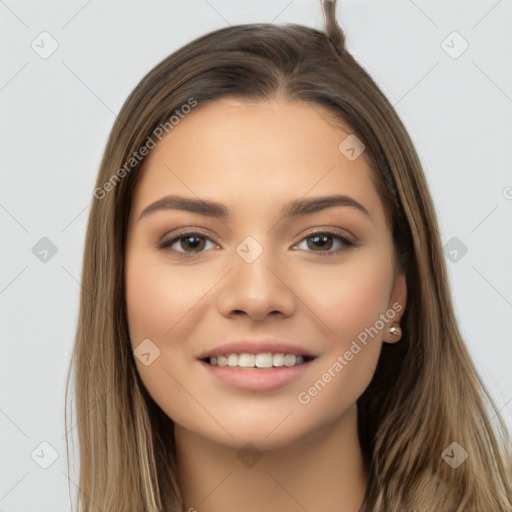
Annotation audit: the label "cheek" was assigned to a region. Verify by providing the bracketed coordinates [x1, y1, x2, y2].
[125, 251, 207, 345]
[296, 251, 394, 399]
[126, 261, 166, 343]
[125, 249, 214, 410]
[125, 251, 204, 427]
[304, 251, 394, 344]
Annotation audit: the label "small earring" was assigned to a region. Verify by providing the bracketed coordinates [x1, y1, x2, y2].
[388, 323, 402, 339]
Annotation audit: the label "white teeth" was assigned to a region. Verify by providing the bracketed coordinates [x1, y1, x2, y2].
[273, 353, 284, 367]
[255, 353, 273, 368]
[284, 354, 296, 367]
[207, 352, 308, 368]
[238, 353, 255, 367]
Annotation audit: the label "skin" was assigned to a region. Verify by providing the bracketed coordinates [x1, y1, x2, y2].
[125, 97, 407, 512]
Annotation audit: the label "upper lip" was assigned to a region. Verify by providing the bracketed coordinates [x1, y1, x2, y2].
[196, 339, 318, 360]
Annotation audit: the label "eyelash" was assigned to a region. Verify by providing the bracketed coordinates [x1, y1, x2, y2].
[157, 228, 357, 257]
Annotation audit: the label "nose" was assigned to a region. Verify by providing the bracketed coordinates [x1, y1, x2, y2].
[216, 245, 297, 322]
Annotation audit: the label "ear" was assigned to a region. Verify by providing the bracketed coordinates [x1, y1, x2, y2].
[382, 270, 407, 344]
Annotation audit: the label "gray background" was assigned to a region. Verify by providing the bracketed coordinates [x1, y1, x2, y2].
[1, 0, 511, 510]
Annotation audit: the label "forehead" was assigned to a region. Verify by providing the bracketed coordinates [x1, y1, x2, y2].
[129, 98, 384, 226]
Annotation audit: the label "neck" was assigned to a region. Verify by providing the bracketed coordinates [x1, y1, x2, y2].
[175, 403, 367, 512]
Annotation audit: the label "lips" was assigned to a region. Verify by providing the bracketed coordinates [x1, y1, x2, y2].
[195, 339, 318, 360]
[199, 357, 316, 391]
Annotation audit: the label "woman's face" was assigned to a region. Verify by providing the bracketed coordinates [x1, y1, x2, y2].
[125, 98, 406, 449]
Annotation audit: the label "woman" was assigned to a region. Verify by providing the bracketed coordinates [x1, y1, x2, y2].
[65, 1, 512, 510]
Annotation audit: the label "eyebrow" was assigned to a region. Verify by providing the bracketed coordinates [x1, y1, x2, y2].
[137, 194, 371, 222]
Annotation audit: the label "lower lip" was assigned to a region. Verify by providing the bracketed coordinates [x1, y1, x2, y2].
[199, 359, 315, 391]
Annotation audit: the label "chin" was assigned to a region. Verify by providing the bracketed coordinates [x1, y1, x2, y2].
[177, 413, 321, 453]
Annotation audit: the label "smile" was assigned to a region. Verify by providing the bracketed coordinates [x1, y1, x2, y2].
[204, 352, 314, 368]
[200, 353, 317, 392]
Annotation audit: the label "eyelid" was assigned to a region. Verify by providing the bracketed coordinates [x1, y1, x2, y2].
[157, 227, 214, 247]
[296, 226, 357, 245]
[157, 228, 220, 254]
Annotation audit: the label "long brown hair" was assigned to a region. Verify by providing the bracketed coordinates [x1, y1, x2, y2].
[65, 9, 512, 512]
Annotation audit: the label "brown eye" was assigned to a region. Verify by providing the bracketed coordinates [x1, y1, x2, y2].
[295, 230, 356, 256]
[307, 234, 335, 251]
[159, 232, 218, 254]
